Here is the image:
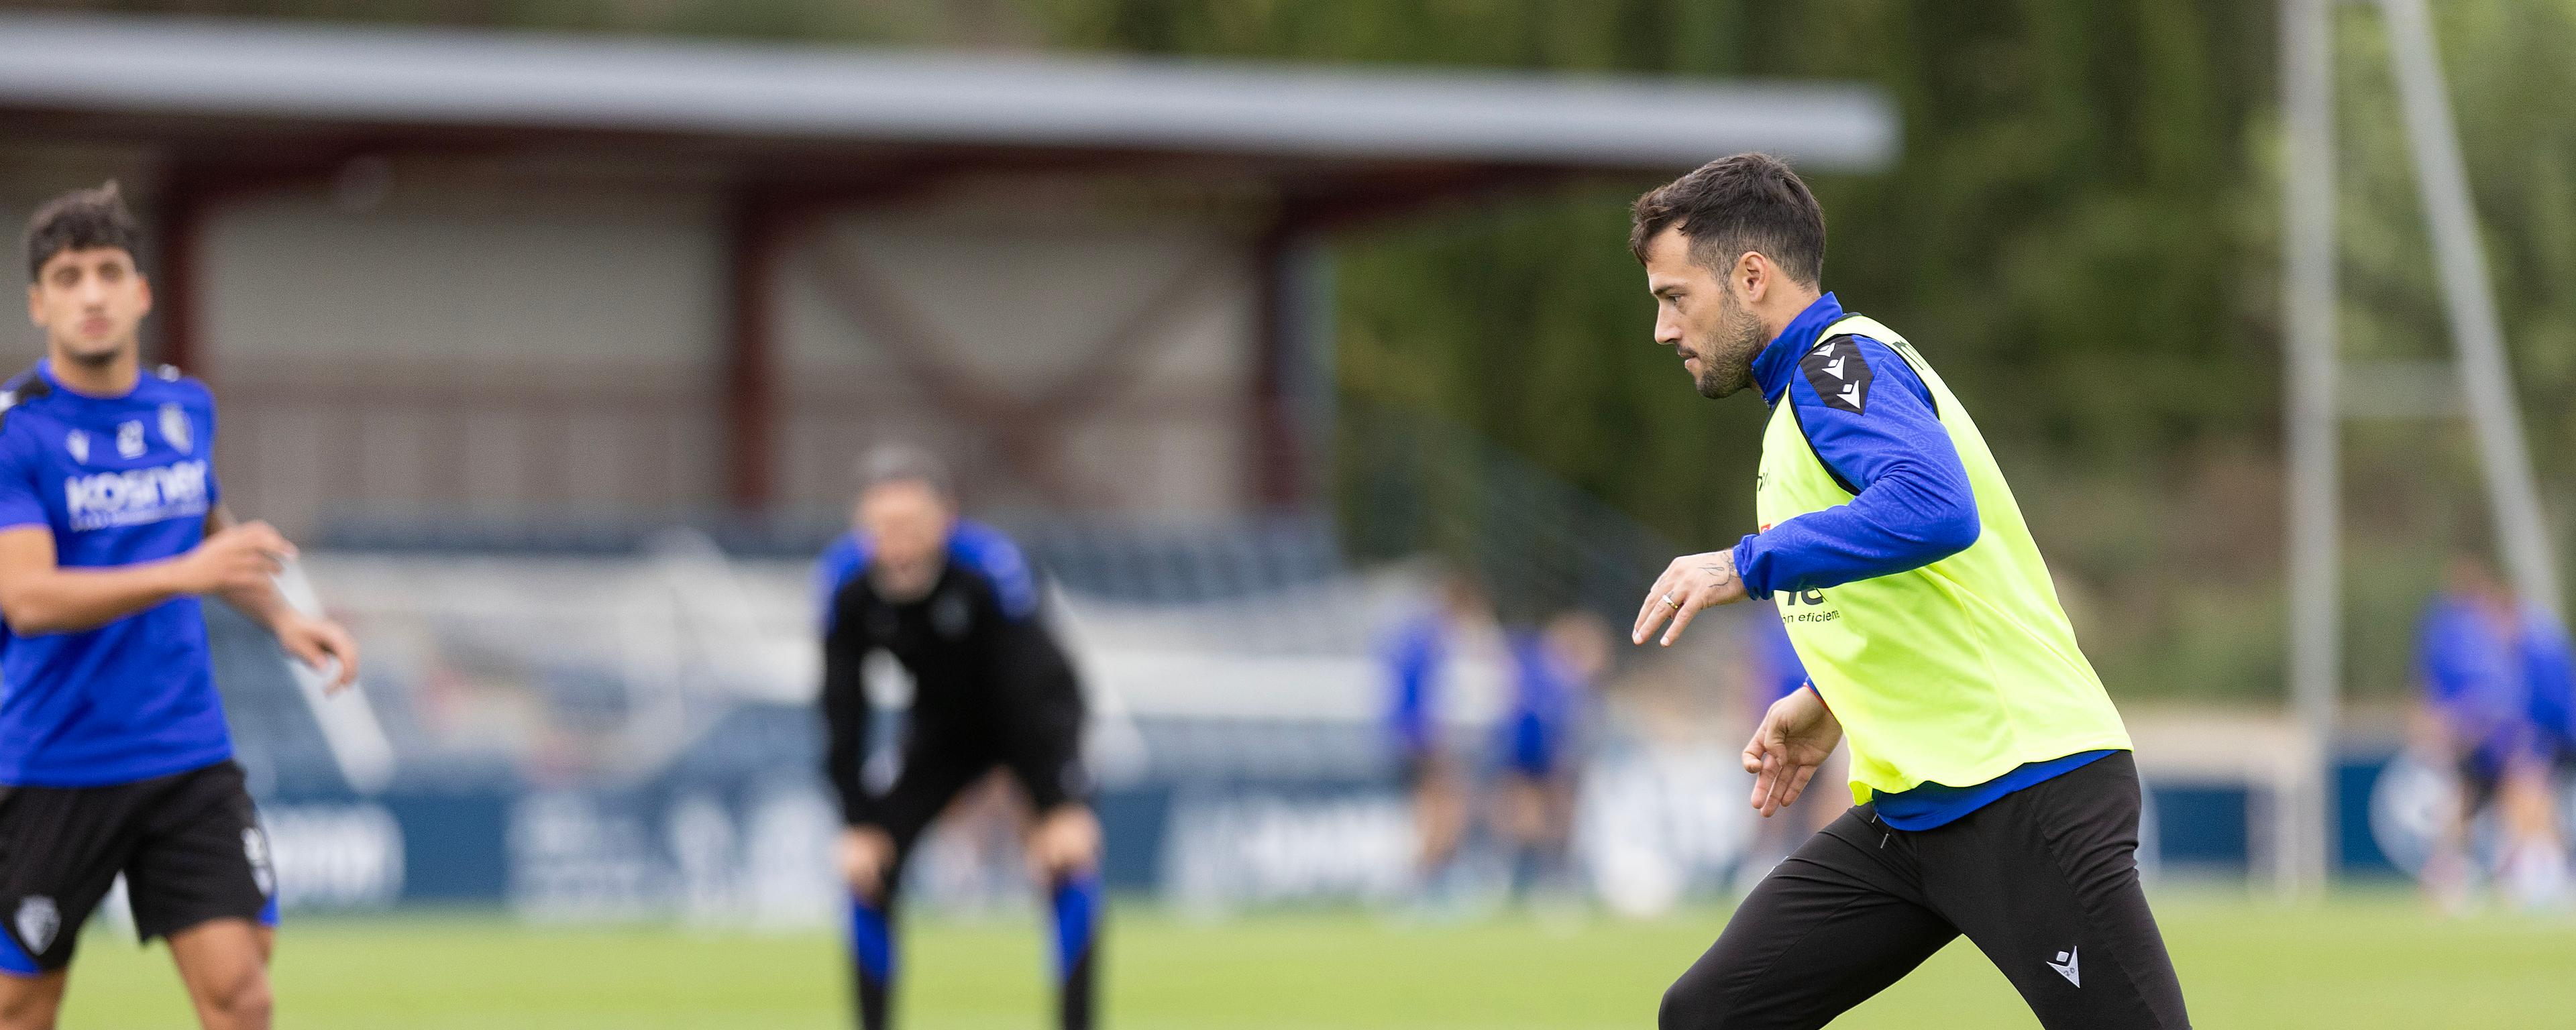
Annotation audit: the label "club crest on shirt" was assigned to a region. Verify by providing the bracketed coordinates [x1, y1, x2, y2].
[116, 420, 145, 459]
[1801, 335, 1874, 415]
[13, 896, 58, 954]
[64, 429, 88, 463]
[161, 404, 192, 454]
[931, 590, 972, 640]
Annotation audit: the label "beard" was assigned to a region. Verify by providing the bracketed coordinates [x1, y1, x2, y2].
[60, 341, 123, 368]
[54, 323, 133, 369]
[1688, 294, 1769, 399]
[869, 557, 940, 604]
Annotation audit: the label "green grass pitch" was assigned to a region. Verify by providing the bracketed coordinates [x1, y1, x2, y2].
[52, 891, 2576, 1028]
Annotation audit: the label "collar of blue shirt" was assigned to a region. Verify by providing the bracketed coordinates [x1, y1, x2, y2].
[1749, 292, 1847, 407]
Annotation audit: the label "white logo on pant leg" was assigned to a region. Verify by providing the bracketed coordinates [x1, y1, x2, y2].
[14, 896, 58, 954]
[246, 827, 276, 897]
[2048, 946, 2081, 987]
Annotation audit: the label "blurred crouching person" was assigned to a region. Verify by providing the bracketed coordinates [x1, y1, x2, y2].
[2414, 549, 2571, 910]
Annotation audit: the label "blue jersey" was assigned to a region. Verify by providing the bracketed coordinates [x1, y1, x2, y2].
[1380, 612, 1450, 757]
[2523, 612, 2576, 758]
[814, 518, 1041, 628]
[2416, 593, 2530, 774]
[0, 361, 229, 787]
[1497, 630, 1582, 777]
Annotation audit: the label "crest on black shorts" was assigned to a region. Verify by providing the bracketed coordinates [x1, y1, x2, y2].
[246, 827, 276, 896]
[13, 896, 58, 954]
[1801, 336, 1874, 415]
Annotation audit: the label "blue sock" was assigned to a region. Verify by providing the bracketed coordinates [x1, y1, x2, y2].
[849, 892, 897, 1030]
[1049, 872, 1103, 1030]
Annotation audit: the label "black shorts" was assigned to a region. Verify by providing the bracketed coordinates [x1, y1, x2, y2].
[1660, 752, 2190, 1029]
[0, 760, 275, 974]
[873, 728, 1088, 856]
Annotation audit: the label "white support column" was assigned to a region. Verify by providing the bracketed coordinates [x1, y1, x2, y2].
[2281, 0, 2341, 900]
[2380, 0, 2566, 622]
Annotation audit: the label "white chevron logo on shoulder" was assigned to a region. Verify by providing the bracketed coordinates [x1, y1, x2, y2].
[2048, 947, 2081, 987]
[1839, 382, 1865, 408]
[1823, 353, 1849, 379]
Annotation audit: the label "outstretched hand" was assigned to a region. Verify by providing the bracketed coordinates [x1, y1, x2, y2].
[1632, 550, 1748, 646]
[275, 612, 361, 693]
[1743, 684, 1841, 817]
[181, 520, 294, 596]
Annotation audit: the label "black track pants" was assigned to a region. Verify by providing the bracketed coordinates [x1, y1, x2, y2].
[1660, 752, 2189, 1029]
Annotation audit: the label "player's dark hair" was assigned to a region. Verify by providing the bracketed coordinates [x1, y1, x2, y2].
[857, 443, 955, 501]
[23, 181, 144, 283]
[1629, 153, 1825, 285]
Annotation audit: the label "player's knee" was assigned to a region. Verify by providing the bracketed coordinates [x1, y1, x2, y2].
[197, 966, 272, 1028]
[1656, 971, 1739, 1030]
[1657, 977, 1696, 1030]
[0, 991, 59, 1030]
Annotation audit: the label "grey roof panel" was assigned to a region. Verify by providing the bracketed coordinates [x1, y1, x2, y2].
[0, 13, 1896, 171]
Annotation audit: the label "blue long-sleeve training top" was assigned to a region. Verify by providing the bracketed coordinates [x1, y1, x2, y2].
[1729, 293, 1982, 599]
[1727, 294, 2111, 830]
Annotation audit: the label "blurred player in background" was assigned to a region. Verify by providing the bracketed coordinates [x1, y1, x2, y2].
[2518, 607, 2575, 906]
[2412, 547, 2573, 909]
[1491, 610, 1607, 903]
[1629, 154, 2184, 1028]
[1379, 569, 1495, 898]
[815, 445, 1099, 1030]
[2522, 603, 2576, 792]
[0, 184, 360, 1030]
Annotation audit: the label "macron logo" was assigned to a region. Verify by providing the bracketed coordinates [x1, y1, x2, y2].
[2047, 947, 2080, 988]
[64, 459, 211, 531]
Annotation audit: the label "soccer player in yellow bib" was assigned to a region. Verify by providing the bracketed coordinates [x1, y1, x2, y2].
[1627, 154, 2189, 1029]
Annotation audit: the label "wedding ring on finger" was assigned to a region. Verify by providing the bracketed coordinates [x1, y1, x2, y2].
[1662, 592, 1681, 609]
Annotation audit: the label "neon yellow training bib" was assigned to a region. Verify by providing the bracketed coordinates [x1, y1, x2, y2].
[1754, 313, 2130, 803]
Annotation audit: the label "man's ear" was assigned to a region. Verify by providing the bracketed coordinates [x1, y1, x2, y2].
[25, 284, 41, 328]
[135, 273, 152, 318]
[1735, 251, 1770, 306]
